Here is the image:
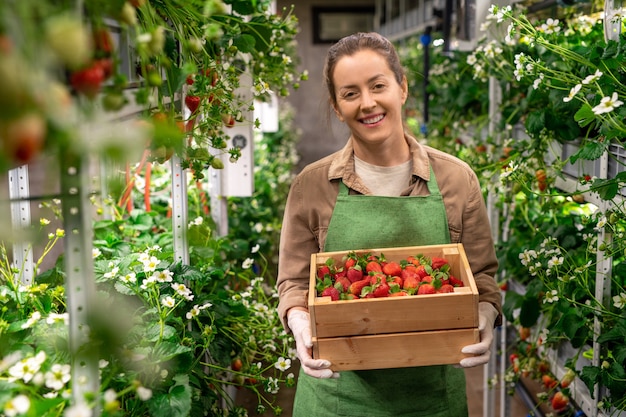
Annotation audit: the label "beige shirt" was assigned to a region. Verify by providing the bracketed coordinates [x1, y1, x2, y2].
[277, 133, 502, 329]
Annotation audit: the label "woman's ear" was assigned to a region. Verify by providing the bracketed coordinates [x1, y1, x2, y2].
[401, 76, 408, 104]
[333, 104, 344, 122]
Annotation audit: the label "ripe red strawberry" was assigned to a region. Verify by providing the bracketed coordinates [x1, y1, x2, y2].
[349, 279, 370, 297]
[366, 260, 382, 274]
[93, 28, 114, 57]
[321, 286, 340, 301]
[401, 268, 418, 281]
[541, 374, 558, 389]
[335, 276, 351, 292]
[536, 169, 547, 191]
[403, 275, 420, 291]
[2, 113, 47, 164]
[317, 265, 331, 279]
[551, 392, 569, 411]
[369, 271, 385, 285]
[438, 284, 454, 293]
[372, 281, 390, 298]
[94, 58, 114, 79]
[417, 283, 436, 295]
[388, 276, 402, 288]
[415, 264, 429, 279]
[344, 253, 358, 269]
[431, 257, 449, 270]
[449, 275, 464, 287]
[382, 261, 402, 277]
[346, 266, 363, 283]
[185, 95, 201, 114]
[70, 63, 105, 98]
[389, 291, 408, 297]
[421, 275, 433, 283]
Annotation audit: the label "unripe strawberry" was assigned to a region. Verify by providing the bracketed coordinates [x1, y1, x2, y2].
[45, 14, 93, 70]
[148, 27, 166, 56]
[120, 2, 138, 26]
[210, 158, 224, 169]
[560, 368, 575, 388]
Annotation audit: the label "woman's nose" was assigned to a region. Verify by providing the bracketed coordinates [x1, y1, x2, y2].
[360, 90, 376, 110]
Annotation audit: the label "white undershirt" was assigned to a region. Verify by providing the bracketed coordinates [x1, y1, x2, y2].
[354, 156, 413, 196]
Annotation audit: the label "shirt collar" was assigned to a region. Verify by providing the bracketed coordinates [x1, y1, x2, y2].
[328, 133, 431, 183]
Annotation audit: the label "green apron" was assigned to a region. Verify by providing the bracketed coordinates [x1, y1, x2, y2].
[293, 168, 468, 417]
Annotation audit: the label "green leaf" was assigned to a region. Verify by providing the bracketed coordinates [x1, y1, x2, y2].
[592, 178, 619, 200]
[233, 34, 256, 53]
[225, 0, 256, 15]
[574, 104, 595, 127]
[148, 374, 192, 417]
[597, 321, 626, 344]
[580, 365, 600, 396]
[152, 341, 192, 362]
[145, 324, 178, 343]
[525, 110, 546, 135]
[519, 295, 541, 328]
[569, 140, 607, 164]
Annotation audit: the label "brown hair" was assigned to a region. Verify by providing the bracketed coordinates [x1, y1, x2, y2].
[323, 32, 405, 106]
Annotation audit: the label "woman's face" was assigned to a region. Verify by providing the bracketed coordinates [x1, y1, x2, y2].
[332, 49, 407, 149]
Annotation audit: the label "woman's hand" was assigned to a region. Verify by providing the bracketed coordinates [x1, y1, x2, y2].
[287, 309, 340, 378]
[459, 302, 500, 368]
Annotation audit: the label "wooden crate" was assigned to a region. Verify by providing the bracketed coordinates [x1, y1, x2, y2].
[308, 243, 480, 371]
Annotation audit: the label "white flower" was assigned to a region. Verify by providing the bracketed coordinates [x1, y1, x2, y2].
[613, 292, 626, 309]
[592, 92, 624, 115]
[188, 216, 203, 227]
[121, 272, 137, 283]
[44, 363, 71, 391]
[8, 351, 47, 383]
[563, 84, 582, 102]
[582, 69, 603, 85]
[544, 290, 559, 304]
[104, 389, 117, 406]
[137, 386, 153, 401]
[161, 296, 176, 308]
[22, 311, 41, 329]
[251, 244, 260, 254]
[92, 248, 101, 258]
[242, 258, 254, 269]
[46, 312, 69, 325]
[533, 73, 544, 89]
[4, 395, 30, 417]
[186, 305, 201, 319]
[153, 269, 174, 282]
[171, 283, 193, 300]
[547, 256, 564, 269]
[142, 256, 160, 272]
[274, 357, 291, 371]
[64, 403, 92, 417]
[540, 18, 561, 34]
[519, 250, 537, 266]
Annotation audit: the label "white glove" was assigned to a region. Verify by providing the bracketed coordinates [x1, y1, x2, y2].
[287, 309, 339, 379]
[459, 302, 500, 368]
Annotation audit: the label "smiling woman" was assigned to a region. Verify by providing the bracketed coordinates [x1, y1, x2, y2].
[276, 32, 502, 417]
